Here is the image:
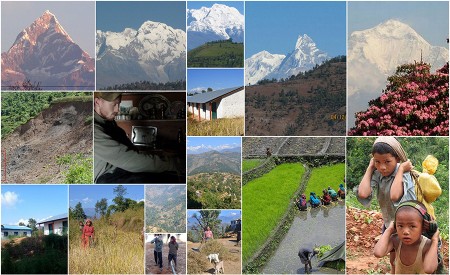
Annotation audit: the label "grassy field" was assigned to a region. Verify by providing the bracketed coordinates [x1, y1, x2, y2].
[188, 117, 244, 136]
[69, 208, 144, 274]
[242, 159, 265, 172]
[304, 163, 345, 196]
[187, 41, 244, 68]
[242, 163, 304, 262]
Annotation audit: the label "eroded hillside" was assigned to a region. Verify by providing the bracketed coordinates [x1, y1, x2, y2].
[2, 100, 93, 183]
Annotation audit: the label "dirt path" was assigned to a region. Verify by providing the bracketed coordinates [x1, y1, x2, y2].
[146, 242, 186, 274]
[346, 207, 449, 274]
[187, 237, 241, 274]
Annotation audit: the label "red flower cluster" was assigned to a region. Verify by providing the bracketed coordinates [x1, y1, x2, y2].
[349, 62, 449, 136]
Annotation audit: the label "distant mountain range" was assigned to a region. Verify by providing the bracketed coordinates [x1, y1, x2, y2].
[187, 212, 241, 230]
[246, 34, 328, 85]
[187, 150, 241, 176]
[146, 185, 186, 233]
[347, 19, 449, 128]
[96, 21, 186, 89]
[1, 10, 94, 90]
[187, 3, 244, 50]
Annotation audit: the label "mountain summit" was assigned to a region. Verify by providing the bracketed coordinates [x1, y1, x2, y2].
[187, 4, 244, 50]
[245, 34, 328, 85]
[347, 19, 449, 129]
[96, 21, 186, 89]
[1, 10, 94, 90]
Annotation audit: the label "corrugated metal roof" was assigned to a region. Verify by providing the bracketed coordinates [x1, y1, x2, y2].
[187, 86, 243, 104]
[37, 213, 68, 224]
[1, 225, 32, 230]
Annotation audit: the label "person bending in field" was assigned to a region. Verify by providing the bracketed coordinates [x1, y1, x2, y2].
[328, 186, 338, 201]
[309, 192, 320, 208]
[338, 183, 346, 199]
[321, 189, 331, 205]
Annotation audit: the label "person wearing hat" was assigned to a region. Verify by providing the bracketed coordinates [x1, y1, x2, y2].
[94, 92, 178, 183]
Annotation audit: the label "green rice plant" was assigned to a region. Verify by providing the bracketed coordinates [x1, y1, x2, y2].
[242, 159, 264, 172]
[242, 163, 304, 262]
[304, 163, 345, 197]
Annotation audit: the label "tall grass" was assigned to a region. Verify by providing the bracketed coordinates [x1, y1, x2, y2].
[69, 208, 144, 274]
[242, 159, 264, 172]
[242, 163, 304, 262]
[304, 163, 345, 196]
[188, 117, 244, 136]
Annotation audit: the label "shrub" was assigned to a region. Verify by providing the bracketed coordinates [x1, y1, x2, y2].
[349, 62, 449, 136]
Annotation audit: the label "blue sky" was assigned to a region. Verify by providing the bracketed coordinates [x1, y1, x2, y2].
[1, 185, 68, 225]
[188, 1, 244, 14]
[1, 1, 95, 56]
[349, 1, 449, 48]
[187, 69, 244, 93]
[187, 136, 241, 154]
[97, 1, 186, 32]
[245, 1, 346, 58]
[187, 210, 241, 221]
[69, 185, 144, 209]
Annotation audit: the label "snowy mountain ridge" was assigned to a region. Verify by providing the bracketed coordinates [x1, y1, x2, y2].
[246, 34, 328, 85]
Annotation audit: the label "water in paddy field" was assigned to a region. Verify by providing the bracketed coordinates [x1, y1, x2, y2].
[263, 201, 345, 274]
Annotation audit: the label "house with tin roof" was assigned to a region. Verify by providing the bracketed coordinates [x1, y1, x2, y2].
[1, 225, 32, 239]
[187, 86, 244, 121]
[37, 213, 68, 235]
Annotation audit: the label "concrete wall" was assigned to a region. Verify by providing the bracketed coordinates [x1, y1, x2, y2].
[1, 230, 31, 239]
[44, 219, 67, 235]
[217, 89, 245, 118]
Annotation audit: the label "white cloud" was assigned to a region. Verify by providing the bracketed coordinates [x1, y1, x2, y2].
[189, 87, 207, 94]
[82, 197, 91, 204]
[1, 191, 19, 207]
[138, 198, 144, 203]
[230, 212, 237, 216]
[15, 218, 28, 225]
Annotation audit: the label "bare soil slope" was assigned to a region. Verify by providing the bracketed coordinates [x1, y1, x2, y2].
[2, 100, 92, 183]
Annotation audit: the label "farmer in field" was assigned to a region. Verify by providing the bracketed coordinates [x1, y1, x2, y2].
[357, 137, 416, 273]
[321, 189, 331, 205]
[296, 194, 308, 211]
[309, 192, 320, 208]
[298, 245, 319, 274]
[150, 234, 164, 271]
[94, 92, 180, 183]
[81, 219, 95, 249]
[327, 186, 338, 201]
[337, 183, 345, 199]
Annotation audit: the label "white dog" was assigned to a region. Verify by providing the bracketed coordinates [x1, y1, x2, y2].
[207, 253, 220, 263]
[214, 260, 225, 274]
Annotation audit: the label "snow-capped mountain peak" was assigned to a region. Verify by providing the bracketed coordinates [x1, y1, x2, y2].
[246, 34, 329, 85]
[96, 20, 186, 89]
[187, 4, 244, 50]
[349, 19, 447, 75]
[1, 10, 94, 90]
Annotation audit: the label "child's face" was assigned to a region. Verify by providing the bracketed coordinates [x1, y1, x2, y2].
[373, 153, 399, 177]
[395, 209, 423, 245]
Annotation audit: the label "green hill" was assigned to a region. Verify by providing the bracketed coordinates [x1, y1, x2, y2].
[187, 40, 244, 68]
